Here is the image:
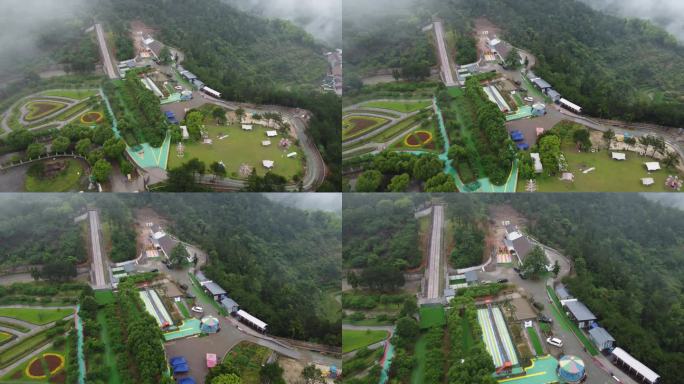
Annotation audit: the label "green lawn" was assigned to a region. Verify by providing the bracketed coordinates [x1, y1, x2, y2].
[0, 307, 72, 325]
[53, 101, 90, 122]
[410, 334, 428, 384]
[521, 146, 682, 192]
[344, 109, 401, 118]
[527, 327, 544, 355]
[24, 101, 67, 122]
[419, 306, 446, 329]
[177, 300, 191, 319]
[223, 342, 271, 384]
[0, 331, 13, 344]
[361, 100, 432, 113]
[0, 329, 51, 369]
[24, 159, 86, 192]
[40, 89, 98, 100]
[97, 311, 122, 384]
[374, 115, 422, 143]
[0, 320, 29, 333]
[94, 291, 116, 306]
[342, 115, 390, 141]
[460, 315, 474, 350]
[545, 286, 599, 356]
[342, 330, 388, 353]
[168, 123, 303, 181]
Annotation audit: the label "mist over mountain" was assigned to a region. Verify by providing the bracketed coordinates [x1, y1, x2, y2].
[579, 0, 684, 41]
[0, 0, 89, 78]
[264, 193, 341, 213]
[222, 0, 341, 46]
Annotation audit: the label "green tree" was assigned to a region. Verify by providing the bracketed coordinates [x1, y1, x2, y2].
[521, 246, 548, 280]
[159, 46, 172, 64]
[388, 173, 410, 192]
[212, 106, 226, 125]
[75, 138, 92, 156]
[573, 128, 591, 151]
[400, 297, 418, 317]
[103, 138, 127, 159]
[602, 129, 615, 149]
[26, 143, 46, 159]
[212, 373, 241, 384]
[120, 160, 135, 176]
[92, 159, 112, 183]
[169, 244, 189, 268]
[413, 155, 442, 182]
[209, 161, 227, 180]
[552, 260, 561, 277]
[260, 362, 285, 384]
[51, 136, 71, 153]
[538, 135, 561, 175]
[301, 365, 325, 384]
[92, 125, 114, 145]
[235, 107, 246, 124]
[395, 317, 420, 345]
[356, 170, 383, 192]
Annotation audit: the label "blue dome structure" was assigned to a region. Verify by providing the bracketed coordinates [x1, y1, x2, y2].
[558, 355, 586, 383]
[200, 316, 220, 333]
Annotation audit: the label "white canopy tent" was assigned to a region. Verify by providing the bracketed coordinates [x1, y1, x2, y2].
[262, 160, 274, 169]
[266, 130, 278, 137]
[236, 309, 267, 332]
[612, 348, 660, 384]
[530, 153, 543, 173]
[261, 140, 271, 146]
[241, 124, 253, 131]
[644, 162, 661, 171]
[641, 178, 655, 186]
[611, 152, 626, 161]
[287, 152, 297, 158]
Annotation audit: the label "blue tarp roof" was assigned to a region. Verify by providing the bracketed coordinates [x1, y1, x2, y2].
[173, 363, 189, 374]
[178, 378, 196, 384]
[169, 356, 187, 366]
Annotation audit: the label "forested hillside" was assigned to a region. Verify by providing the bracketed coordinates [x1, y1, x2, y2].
[129, 194, 342, 346]
[435, 0, 684, 126]
[343, 194, 427, 277]
[0, 195, 87, 276]
[501, 194, 684, 384]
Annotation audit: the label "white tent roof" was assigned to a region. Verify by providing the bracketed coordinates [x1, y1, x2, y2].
[641, 177, 655, 186]
[530, 153, 543, 172]
[202, 86, 221, 97]
[612, 348, 660, 383]
[262, 160, 274, 168]
[287, 152, 297, 158]
[266, 130, 278, 137]
[241, 124, 253, 131]
[559, 98, 582, 112]
[261, 140, 271, 146]
[180, 126, 189, 139]
[611, 152, 626, 160]
[645, 162, 661, 171]
[237, 309, 267, 330]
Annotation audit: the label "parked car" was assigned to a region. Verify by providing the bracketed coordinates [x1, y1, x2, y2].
[150, 268, 159, 273]
[518, 272, 528, 280]
[513, 267, 521, 273]
[546, 337, 563, 348]
[538, 315, 553, 324]
[185, 293, 196, 299]
[524, 96, 534, 102]
[179, 283, 188, 291]
[191, 306, 204, 313]
[497, 278, 509, 283]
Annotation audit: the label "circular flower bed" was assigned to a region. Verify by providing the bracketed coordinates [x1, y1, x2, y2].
[25, 353, 65, 379]
[80, 111, 104, 124]
[404, 130, 433, 148]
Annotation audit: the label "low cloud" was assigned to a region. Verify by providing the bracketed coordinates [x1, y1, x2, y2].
[580, 0, 684, 41]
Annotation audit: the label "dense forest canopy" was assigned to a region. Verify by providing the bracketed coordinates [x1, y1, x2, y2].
[0, 195, 87, 271]
[494, 194, 684, 384]
[125, 194, 342, 346]
[343, 194, 428, 272]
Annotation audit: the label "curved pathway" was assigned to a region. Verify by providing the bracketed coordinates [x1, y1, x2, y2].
[1, 89, 99, 137]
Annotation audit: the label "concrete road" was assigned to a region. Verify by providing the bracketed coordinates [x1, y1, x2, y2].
[88, 210, 108, 289]
[433, 21, 457, 87]
[426, 205, 444, 300]
[95, 23, 118, 79]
